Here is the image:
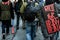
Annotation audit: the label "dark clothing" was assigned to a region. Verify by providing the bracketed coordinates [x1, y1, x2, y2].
[15, 2, 22, 16]
[16, 14, 20, 26]
[15, 2, 22, 27]
[0, 2, 14, 34]
[24, 12, 36, 22]
[0, 2, 14, 20]
[45, 0, 55, 5]
[2, 20, 11, 33]
[24, 2, 40, 22]
[15, 2, 20, 27]
[10, 3, 14, 19]
[55, 0, 60, 3]
[2, 0, 9, 2]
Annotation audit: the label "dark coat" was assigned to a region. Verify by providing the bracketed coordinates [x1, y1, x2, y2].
[0, 2, 14, 20]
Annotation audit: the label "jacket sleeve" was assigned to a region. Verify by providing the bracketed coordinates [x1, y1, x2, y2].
[10, 3, 14, 19]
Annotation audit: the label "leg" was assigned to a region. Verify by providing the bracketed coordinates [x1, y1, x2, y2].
[22, 20, 26, 29]
[6, 20, 10, 34]
[31, 21, 37, 40]
[6, 26, 9, 34]
[50, 32, 59, 40]
[2, 21, 6, 39]
[25, 21, 31, 40]
[16, 15, 19, 27]
[16, 15, 19, 30]
[40, 18, 49, 40]
[31, 25, 35, 40]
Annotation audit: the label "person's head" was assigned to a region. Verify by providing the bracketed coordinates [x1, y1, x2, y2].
[18, 0, 22, 3]
[55, 0, 60, 3]
[2, 0, 8, 2]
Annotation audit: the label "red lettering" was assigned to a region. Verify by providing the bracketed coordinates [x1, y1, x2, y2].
[46, 20, 53, 34]
[44, 6, 49, 11]
[44, 4, 54, 12]
[49, 4, 54, 11]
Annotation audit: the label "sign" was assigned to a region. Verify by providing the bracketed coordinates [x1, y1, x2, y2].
[43, 4, 60, 34]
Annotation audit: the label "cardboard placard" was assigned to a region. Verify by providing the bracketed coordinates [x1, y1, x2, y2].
[43, 4, 60, 34]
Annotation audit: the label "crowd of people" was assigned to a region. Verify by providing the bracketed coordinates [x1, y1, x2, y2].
[0, 0, 60, 40]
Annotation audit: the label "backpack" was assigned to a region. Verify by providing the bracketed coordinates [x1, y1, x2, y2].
[0, 2, 11, 20]
[20, 2, 27, 13]
[24, 2, 40, 22]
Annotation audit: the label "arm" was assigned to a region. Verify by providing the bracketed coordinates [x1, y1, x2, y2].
[10, 3, 14, 19]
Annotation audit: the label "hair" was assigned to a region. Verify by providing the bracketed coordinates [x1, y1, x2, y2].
[18, 0, 22, 3]
[2, 0, 8, 2]
[55, 0, 60, 3]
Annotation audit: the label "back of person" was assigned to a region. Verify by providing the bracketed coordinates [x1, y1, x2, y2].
[24, 0, 40, 22]
[0, 1, 11, 20]
[15, 0, 22, 13]
[24, 3, 36, 22]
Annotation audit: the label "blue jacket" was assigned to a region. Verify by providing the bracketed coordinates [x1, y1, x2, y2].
[39, 0, 45, 7]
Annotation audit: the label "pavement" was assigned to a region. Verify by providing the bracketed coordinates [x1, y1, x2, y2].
[0, 14, 60, 40]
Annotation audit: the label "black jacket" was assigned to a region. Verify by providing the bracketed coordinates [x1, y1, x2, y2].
[45, 0, 55, 5]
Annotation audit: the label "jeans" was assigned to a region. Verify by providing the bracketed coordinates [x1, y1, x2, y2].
[25, 21, 37, 40]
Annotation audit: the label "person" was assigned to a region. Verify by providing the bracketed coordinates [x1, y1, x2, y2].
[40, 0, 59, 40]
[10, 0, 15, 34]
[34, 0, 45, 37]
[20, 0, 27, 29]
[22, 0, 41, 40]
[14, 0, 23, 30]
[0, 0, 14, 39]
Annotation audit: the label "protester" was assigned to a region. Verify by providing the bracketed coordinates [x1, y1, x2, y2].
[0, 0, 14, 39]
[14, 0, 23, 30]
